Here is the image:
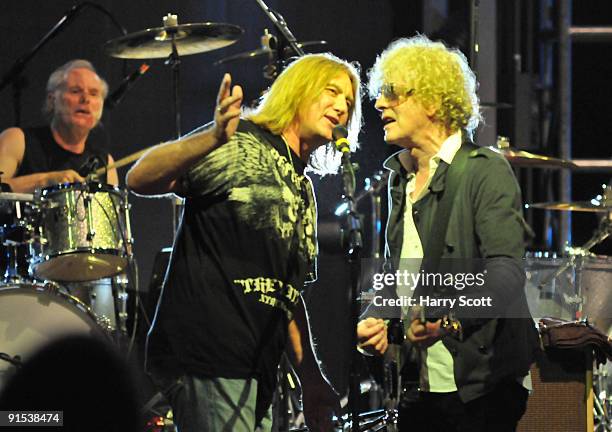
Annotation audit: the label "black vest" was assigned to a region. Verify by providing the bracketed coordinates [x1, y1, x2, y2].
[17, 126, 110, 182]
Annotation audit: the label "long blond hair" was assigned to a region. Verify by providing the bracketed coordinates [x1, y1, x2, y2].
[246, 53, 362, 175]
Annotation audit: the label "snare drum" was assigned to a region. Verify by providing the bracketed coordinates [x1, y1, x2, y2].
[0, 284, 108, 390]
[32, 183, 132, 282]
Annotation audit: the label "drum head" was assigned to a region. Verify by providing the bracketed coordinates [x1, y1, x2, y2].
[0, 284, 107, 390]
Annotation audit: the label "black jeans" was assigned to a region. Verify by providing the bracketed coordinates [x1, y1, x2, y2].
[398, 378, 529, 432]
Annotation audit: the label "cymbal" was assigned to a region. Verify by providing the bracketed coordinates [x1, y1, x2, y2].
[486, 146, 577, 169]
[481, 102, 513, 109]
[526, 201, 612, 212]
[0, 192, 34, 202]
[105, 22, 244, 59]
[214, 41, 327, 66]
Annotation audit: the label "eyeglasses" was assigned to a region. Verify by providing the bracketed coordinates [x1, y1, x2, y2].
[377, 83, 415, 107]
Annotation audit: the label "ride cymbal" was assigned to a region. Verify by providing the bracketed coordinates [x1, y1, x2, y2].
[526, 201, 612, 212]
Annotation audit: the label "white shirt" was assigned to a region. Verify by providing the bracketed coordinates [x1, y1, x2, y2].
[399, 131, 462, 392]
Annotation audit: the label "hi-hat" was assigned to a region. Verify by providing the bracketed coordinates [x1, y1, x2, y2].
[214, 41, 327, 66]
[105, 22, 244, 59]
[526, 201, 612, 212]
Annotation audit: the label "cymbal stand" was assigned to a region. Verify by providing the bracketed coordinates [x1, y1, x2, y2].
[253, 0, 305, 58]
[161, 13, 185, 234]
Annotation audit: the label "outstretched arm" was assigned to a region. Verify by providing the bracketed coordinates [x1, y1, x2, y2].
[126, 73, 243, 196]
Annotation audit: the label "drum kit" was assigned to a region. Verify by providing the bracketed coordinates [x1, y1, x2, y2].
[0, 182, 133, 388]
[0, 6, 334, 428]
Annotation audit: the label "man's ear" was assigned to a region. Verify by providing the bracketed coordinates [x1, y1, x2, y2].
[424, 98, 441, 118]
[46, 92, 55, 113]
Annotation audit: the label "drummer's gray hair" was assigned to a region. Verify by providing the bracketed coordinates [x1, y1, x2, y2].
[43, 59, 109, 121]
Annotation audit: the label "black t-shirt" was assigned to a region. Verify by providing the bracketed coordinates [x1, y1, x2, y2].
[147, 120, 317, 386]
[17, 126, 110, 181]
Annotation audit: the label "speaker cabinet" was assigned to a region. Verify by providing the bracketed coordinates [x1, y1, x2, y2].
[518, 348, 594, 432]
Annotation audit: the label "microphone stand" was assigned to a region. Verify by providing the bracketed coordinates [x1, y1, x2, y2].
[0, 2, 127, 126]
[253, 0, 305, 58]
[337, 152, 364, 432]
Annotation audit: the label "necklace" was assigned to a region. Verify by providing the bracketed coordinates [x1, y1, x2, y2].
[280, 134, 294, 166]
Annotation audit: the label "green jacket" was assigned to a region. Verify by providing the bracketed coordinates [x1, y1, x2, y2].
[383, 142, 540, 403]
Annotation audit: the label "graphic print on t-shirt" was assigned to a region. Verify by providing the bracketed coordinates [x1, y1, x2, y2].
[184, 129, 317, 316]
[186, 130, 316, 265]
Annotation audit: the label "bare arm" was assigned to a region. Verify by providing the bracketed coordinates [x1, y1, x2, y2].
[126, 74, 243, 196]
[0, 127, 84, 193]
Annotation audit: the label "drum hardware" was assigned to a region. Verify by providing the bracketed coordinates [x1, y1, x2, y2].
[114, 274, 130, 335]
[214, 28, 326, 80]
[1, 192, 40, 284]
[328, 409, 398, 432]
[594, 362, 612, 431]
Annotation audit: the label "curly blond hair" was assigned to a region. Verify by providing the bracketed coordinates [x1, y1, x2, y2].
[368, 35, 481, 136]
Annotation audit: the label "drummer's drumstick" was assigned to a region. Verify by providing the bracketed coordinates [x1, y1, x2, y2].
[94, 147, 152, 176]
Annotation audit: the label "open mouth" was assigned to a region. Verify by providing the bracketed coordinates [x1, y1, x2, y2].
[382, 116, 395, 126]
[325, 116, 339, 126]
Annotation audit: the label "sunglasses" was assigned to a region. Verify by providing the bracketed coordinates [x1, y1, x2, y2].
[377, 83, 415, 107]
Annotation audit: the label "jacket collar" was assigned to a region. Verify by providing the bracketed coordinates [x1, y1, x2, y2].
[383, 131, 466, 194]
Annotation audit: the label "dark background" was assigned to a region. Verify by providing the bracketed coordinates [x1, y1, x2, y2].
[2, 0, 611, 400]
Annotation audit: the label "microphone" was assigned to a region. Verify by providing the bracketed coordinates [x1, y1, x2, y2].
[105, 63, 150, 109]
[78, 155, 104, 178]
[332, 125, 350, 153]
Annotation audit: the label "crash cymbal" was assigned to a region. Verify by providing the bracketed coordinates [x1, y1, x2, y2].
[526, 201, 612, 212]
[487, 146, 578, 169]
[0, 192, 34, 202]
[214, 41, 327, 66]
[105, 22, 244, 59]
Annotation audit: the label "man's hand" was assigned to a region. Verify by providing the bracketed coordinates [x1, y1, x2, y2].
[45, 169, 85, 186]
[357, 318, 388, 355]
[212, 73, 243, 143]
[406, 318, 442, 348]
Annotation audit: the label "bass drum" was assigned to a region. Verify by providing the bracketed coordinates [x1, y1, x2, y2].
[0, 284, 109, 391]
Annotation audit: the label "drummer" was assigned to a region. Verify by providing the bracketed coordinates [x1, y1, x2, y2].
[0, 59, 118, 193]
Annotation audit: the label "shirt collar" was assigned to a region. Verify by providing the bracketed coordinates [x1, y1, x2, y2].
[383, 130, 463, 175]
[434, 130, 462, 165]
